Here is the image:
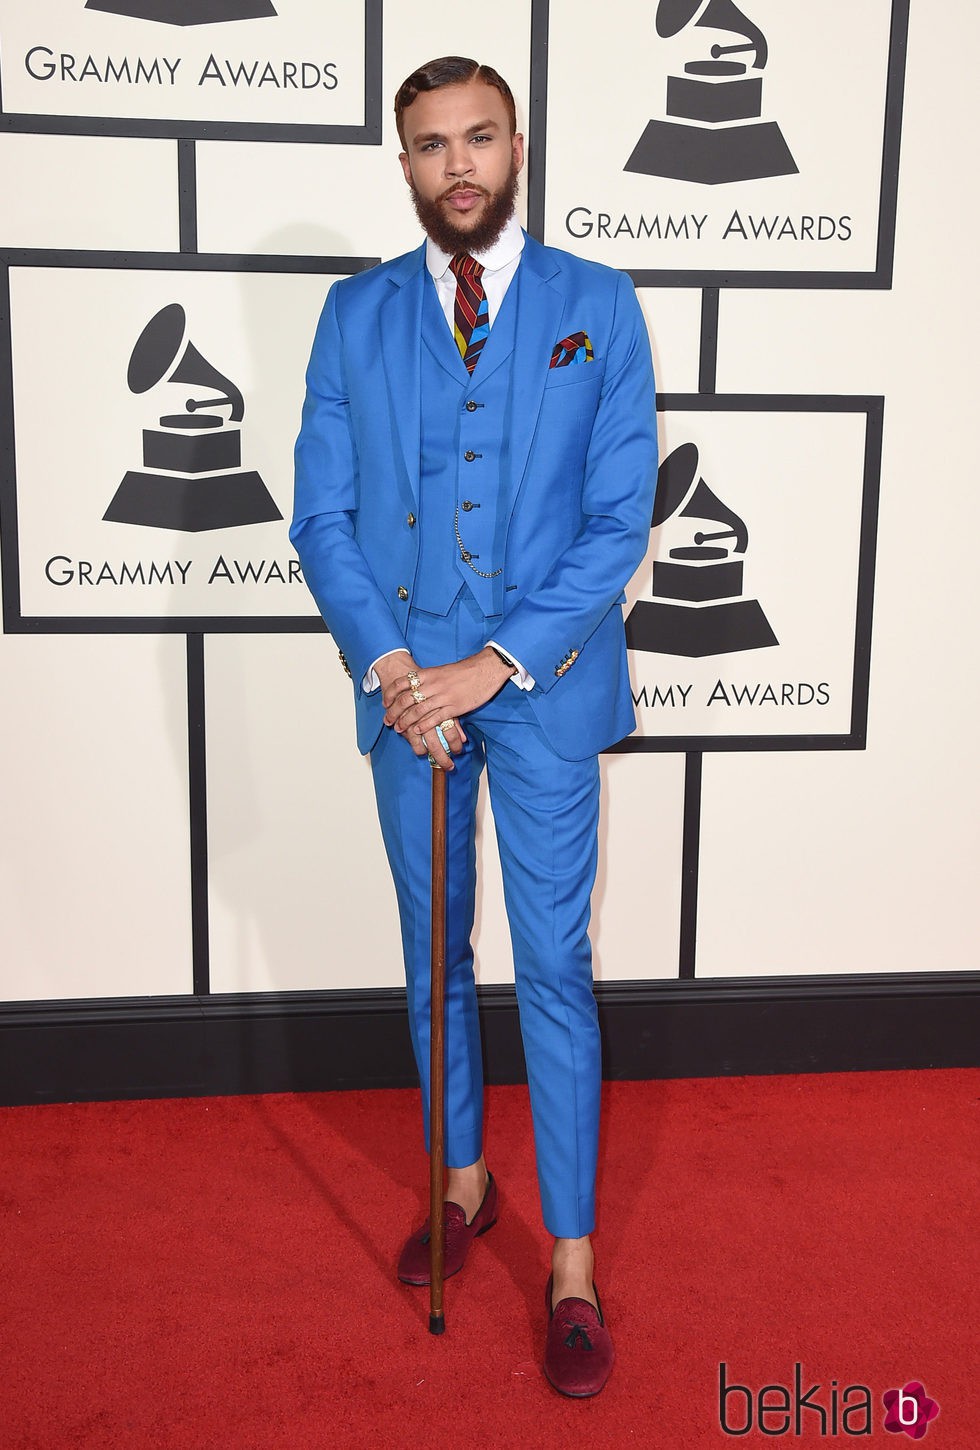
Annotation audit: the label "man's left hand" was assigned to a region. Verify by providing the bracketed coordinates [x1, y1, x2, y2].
[383, 647, 515, 738]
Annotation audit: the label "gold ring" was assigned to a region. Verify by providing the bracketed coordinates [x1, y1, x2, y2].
[407, 669, 422, 690]
[411, 688, 426, 704]
[440, 718, 457, 732]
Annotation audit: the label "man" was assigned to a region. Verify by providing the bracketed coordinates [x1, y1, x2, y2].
[292, 56, 657, 1397]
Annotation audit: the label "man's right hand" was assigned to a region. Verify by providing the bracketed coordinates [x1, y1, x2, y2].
[375, 651, 467, 770]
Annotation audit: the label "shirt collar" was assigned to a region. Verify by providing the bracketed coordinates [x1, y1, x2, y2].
[425, 211, 525, 281]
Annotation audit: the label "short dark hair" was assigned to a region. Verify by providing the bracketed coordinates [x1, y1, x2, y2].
[394, 56, 517, 148]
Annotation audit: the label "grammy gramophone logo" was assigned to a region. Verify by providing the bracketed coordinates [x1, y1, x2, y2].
[626, 0, 797, 185]
[84, 1, 277, 24]
[103, 302, 281, 533]
[625, 441, 777, 657]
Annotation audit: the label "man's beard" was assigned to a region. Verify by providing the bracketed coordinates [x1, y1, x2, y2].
[409, 164, 520, 256]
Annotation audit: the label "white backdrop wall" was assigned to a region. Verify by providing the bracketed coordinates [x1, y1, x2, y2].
[0, 1, 977, 1014]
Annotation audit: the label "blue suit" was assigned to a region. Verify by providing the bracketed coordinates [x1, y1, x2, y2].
[293, 233, 657, 1236]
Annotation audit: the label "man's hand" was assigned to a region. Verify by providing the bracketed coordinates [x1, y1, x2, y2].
[373, 650, 465, 771]
[380, 648, 515, 768]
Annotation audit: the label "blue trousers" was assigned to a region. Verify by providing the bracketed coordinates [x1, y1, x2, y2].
[369, 592, 602, 1239]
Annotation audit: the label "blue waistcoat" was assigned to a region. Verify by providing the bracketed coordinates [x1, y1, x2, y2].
[413, 272, 520, 619]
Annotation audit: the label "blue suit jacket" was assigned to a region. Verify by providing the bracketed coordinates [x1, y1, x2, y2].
[292, 233, 658, 761]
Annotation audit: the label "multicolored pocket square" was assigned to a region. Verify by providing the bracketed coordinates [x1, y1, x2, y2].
[550, 331, 595, 368]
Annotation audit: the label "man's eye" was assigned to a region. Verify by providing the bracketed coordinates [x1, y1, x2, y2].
[420, 141, 443, 152]
[472, 135, 492, 144]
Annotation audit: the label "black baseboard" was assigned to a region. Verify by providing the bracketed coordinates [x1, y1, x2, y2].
[0, 973, 977, 1107]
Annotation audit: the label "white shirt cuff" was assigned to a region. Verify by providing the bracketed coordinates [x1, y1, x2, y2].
[487, 640, 535, 691]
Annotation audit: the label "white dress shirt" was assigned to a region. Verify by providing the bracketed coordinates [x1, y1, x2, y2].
[365, 213, 534, 693]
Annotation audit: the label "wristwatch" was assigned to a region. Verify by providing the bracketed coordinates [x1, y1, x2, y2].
[489, 645, 517, 675]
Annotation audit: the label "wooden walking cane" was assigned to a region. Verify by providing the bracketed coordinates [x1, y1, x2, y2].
[428, 758, 448, 1335]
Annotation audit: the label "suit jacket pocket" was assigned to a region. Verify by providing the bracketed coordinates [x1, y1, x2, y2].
[543, 359, 604, 389]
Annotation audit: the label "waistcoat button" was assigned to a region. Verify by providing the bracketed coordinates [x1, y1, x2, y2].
[406, 512, 416, 527]
[397, 585, 408, 601]
[461, 500, 475, 512]
[464, 450, 476, 462]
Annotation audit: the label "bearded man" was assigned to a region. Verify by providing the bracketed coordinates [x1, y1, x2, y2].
[292, 55, 658, 1397]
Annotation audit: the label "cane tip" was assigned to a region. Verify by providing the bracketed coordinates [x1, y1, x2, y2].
[428, 1313, 446, 1336]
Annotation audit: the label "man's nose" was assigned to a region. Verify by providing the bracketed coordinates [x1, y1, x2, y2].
[445, 142, 473, 177]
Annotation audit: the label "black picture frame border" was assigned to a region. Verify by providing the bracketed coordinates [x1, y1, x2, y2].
[612, 390, 883, 755]
[528, 0, 910, 291]
[0, 0, 383, 146]
[0, 247, 379, 636]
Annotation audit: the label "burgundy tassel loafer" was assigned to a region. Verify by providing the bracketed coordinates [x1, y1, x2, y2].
[396, 1172, 498, 1285]
[543, 1276, 615, 1398]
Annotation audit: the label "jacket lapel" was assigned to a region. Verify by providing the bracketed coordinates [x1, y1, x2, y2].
[380, 245, 426, 506]
[508, 235, 566, 500]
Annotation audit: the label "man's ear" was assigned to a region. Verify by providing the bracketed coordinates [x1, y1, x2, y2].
[512, 132, 525, 174]
[398, 151, 413, 188]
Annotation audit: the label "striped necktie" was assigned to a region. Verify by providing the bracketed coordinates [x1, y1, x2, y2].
[449, 254, 489, 374]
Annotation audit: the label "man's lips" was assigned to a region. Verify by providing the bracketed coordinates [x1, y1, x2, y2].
[442, 188, 485, 212]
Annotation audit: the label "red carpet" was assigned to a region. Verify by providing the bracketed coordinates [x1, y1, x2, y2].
[1, 1070, 976, 1448]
